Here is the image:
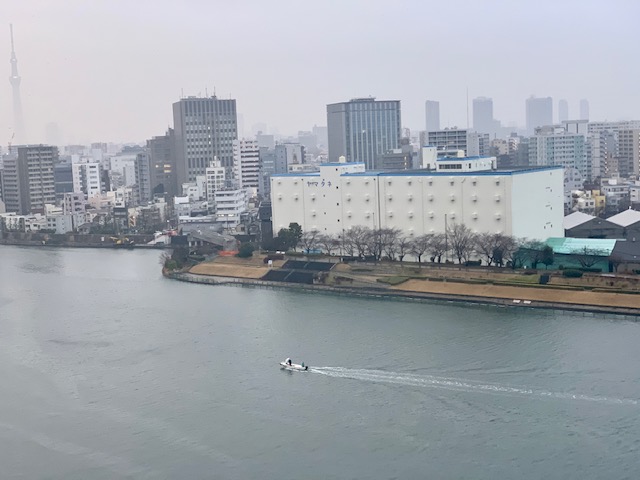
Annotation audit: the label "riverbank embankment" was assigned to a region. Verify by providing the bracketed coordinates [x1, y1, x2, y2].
[165, 255, 640, 318]
[0, 232, 167, 249]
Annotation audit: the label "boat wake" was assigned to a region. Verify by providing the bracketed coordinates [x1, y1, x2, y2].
[309, 367, 638, 406]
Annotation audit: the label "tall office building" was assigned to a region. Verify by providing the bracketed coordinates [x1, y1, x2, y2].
[172, 96, 238, 185]
[558, 99, 569, 123]
[425, 100, 440, 132]
[472, 97, 498, 136]
[147, 129, 177, 197]
[327, 98, 401, 170]
[2, 145, 56, 214]
[134, 151, 152, 205]
[579, 99, 590, 121]
[525, 96, 553, 134]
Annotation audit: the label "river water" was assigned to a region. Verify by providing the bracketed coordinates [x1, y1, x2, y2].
[0, 246, 639, 479]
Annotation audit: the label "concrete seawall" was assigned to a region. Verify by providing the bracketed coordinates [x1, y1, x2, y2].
[165, 271, 640, 320]
[0, 232, 168, 249]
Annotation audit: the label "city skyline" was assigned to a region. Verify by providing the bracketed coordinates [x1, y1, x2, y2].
[2, 0, 639, 144]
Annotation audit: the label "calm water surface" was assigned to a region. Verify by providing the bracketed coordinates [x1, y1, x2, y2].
[0, 246, 639, 479]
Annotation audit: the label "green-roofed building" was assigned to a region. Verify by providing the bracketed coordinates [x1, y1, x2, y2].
[544, 237, 617, 271]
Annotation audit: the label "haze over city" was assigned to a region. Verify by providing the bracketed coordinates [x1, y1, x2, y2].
[2, 0, 639, 144]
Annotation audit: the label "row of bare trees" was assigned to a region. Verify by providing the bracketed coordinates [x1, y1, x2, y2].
[297, 224, 560, 268]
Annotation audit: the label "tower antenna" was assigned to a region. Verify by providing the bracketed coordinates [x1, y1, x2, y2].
[9, 24, 24, 143]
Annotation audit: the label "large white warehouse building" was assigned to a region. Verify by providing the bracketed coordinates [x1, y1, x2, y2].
[270, 156, 564, 240]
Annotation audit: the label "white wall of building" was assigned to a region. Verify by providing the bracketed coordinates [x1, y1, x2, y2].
[206, 162, 226, 203]
[215, 188, 247, 228]
[271, 161, 564, 241]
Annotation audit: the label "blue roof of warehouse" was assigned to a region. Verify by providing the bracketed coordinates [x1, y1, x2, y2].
[271, 165, 562, 178]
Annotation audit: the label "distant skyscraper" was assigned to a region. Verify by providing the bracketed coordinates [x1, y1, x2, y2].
[525, 96, 553, 134]
[327, 97, 401, 169]
[580, 99, 590, 121]
[558, 99, 569, 123]
[172, 96, 238, 185]
[8, 25, 24, 144]
[472, 97, 496, 135]
[2, 145, 57, 214]
[425, 100, 440, 133]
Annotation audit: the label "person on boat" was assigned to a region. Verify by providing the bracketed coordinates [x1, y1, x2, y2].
[286, 358, 292, 366]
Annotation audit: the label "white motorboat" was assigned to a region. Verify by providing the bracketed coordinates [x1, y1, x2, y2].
[280, 358, 309, 371]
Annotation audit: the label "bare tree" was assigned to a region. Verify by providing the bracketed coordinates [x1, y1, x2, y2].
[475, 232, 515, 266]
[572, 247, 606, 268]
[494, 234, 517, 267]
[447, 223, 476, 264]
[365, 228, 387, 262]
[475, 232, 498, 266]
[317, 233, 340, 256]
[341, 231, 355, 256]
[520, 240, 546, 268]
[410, 234, 432, 266]
[300, 230, 320, 254]
[344, 226, 370, 258]
[503, 237, 528, 269]
[396, 234, 411, 263]
[381, 227, 401, 261]
[429, 233, 447, 263]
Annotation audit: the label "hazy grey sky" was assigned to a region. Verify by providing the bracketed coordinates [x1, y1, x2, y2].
[2, 0, 639, 145]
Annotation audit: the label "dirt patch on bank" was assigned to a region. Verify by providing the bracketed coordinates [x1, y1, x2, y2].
[190, 263, 269, 279]
[394, 279, 640, 309]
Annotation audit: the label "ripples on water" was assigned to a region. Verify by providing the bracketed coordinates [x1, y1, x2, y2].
[310, 367, 639, 406]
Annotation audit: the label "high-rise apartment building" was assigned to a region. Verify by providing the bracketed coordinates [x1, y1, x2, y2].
[525, 96, 553, 134]
[617, 130, 640, 177]
[588, 120, 640, 134]
[233, 139, 261, 197]
[425, 100, 440, 132]
[558, 99, 569, 123]
[327, 98, 401, 169]
[2, 145, 56, 214]
[205, 160, 226, 203]
[172, 96, 238, 185]
[529, 126, 589, 180]
[72, 160, 102, 199]
[427, 128, 489, 157]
